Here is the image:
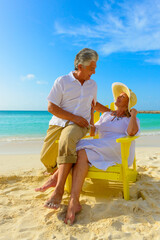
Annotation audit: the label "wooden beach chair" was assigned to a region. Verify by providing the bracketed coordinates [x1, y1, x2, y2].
[65, 103, 139, 200]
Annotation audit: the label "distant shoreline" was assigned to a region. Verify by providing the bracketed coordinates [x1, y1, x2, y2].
[0, 110, 160, 113]
[138, 111, 160, 114]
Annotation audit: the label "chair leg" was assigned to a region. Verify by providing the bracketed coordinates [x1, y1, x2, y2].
[121, 142, 131, 200]
[122, 170, 130, 200]
[133, 155, 137, 171]
[64, 170, 72, 193]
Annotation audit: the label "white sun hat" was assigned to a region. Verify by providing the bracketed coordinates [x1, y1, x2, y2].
[112, 82, 137, 112]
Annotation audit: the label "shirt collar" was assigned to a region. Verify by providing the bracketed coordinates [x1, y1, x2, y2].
[69, 71, 77, 82]
[69, 71, 91, 85]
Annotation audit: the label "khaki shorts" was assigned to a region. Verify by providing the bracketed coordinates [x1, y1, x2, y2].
[40, 124, 88, 172]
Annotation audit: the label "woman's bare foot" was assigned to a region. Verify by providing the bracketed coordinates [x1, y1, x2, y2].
[44, 188, 64, 210]
[35, 172, 58, 192]
[64, 198, 82, 225]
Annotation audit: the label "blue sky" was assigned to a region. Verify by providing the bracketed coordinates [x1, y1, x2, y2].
[0, 0, 160, 110]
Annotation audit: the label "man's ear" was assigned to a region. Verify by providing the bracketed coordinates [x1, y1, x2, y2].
[77, 64, 83, 71]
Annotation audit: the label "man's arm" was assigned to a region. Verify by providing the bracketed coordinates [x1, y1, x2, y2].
[89, 102, 96, 136]
[95, 101, 111, 113]
[48, 101, 89, 127]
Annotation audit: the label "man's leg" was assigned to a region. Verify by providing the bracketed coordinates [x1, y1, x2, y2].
[44, 124, 88, 209]
[35, 169, 59, 192]
[57, 124, 88, 165]
[64, 150, 89, 225]
[44, 163, 72, 209]
[40, 125, 63, 173]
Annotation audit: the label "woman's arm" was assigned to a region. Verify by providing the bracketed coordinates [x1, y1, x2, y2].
[127, 108, 139, 136]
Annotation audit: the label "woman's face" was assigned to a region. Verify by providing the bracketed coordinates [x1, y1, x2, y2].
[115, 92, 129, 109]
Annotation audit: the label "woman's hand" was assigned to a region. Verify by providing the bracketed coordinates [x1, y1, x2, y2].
[130, 108, 138, 117]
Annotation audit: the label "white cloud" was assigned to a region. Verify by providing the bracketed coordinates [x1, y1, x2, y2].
[54, 0, 160, 58]
[20, 74, 48, 84]
[36, 81, 48, 85]
[145, 58, 160, 65]
[54, 21, 102, 38]
[21, 74, 35, 81]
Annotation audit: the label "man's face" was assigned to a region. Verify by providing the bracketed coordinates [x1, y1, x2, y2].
[79, 61, 97, 80]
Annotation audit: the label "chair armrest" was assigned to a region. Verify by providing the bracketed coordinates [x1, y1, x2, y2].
[116, 135, 139, 143]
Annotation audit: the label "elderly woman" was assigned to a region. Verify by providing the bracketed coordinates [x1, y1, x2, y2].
[36, 82, 140, 225]
[64, 82, 140, 224]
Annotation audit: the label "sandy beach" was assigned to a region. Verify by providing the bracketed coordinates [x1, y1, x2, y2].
[0, 136, 160, 240]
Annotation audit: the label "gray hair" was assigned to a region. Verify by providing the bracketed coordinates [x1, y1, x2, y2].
[74, 48, 99, 70]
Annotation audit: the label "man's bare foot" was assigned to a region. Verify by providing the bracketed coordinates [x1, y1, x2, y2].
[44, 188, 64, 210]
[64, 198, 82, 225]
[35, 172, 58, 192]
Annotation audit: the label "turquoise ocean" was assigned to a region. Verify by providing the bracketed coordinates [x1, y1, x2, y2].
[0, 111, 160, 141]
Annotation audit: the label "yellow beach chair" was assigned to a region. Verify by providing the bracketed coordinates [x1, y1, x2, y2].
[65, 103, 139, 200]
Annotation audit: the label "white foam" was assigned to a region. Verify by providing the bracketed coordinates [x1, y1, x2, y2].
[140, 131, 160, 136]
[0, 131, 160, 143]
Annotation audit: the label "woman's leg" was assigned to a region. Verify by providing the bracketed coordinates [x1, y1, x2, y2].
[64, 149, 89, 225]
[35, 169, 59, 192]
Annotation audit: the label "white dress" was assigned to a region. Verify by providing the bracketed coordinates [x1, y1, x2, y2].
[76, 112, 140, 171]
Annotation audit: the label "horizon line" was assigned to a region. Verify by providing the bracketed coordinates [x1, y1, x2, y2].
[0, 110, 160, 113]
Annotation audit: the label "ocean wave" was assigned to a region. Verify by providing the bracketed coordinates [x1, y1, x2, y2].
[0, 131, 160, 142]
[0, 136, 45, 142]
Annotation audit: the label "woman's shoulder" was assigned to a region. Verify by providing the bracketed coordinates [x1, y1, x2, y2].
[95, 111, 111, 126]
[100, 111, 111, 119]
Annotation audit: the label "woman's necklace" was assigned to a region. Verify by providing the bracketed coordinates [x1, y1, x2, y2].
[111, 112, 126, 121]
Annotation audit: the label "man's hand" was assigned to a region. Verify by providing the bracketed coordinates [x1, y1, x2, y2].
[72, 115, 89, 127]
[48, 102, 89, 127]
[130, 108, 138, 117]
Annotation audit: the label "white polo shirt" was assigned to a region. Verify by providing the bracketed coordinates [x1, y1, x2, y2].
[47, 71, 97, 127]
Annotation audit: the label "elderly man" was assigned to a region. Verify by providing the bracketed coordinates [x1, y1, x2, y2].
[37, 48, 110, 209]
